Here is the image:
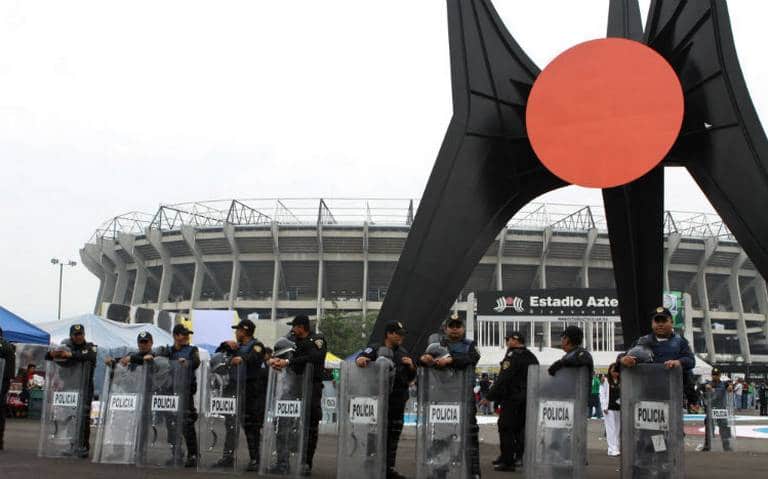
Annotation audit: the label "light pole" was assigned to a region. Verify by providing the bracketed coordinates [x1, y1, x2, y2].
[51, 258, 77, 320]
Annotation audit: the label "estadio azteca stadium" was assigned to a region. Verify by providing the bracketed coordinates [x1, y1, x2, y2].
[81, 198, 768, 373]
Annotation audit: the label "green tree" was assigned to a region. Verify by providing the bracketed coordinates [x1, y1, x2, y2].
[320, 305, 378, 358]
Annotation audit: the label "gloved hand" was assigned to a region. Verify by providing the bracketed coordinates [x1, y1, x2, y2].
[548, 360, 563, 376]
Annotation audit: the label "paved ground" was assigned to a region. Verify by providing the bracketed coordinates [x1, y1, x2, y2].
[2, 418, 767, 478]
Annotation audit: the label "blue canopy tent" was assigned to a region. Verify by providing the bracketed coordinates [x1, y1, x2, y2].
[0, 306, 50, 344]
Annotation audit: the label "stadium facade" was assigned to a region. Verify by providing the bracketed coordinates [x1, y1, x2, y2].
[80, 199, 768, 372]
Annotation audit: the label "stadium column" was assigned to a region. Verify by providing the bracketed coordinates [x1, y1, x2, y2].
[728, 252, 752, 363]
[535, 227, 552, 348]
[224, 224, 241, 311]
[693, 238, 718, 363]
[362, 222, 369, 319]
[316, 224, 324, 326]
[182, 225, 225, 308]
[87, 242, 117, 310]
[663, 232, 682, 292]
[147, 228, 174, 309]
[101, 238, 129, 305]
[79, 244, 107, 315]
[493, 227, 507, 291]
[270, 222, 281, 321]
[682, 293, 696, 348]
[118, 233, 156, 306]
[753, 278, 768, 339]
[580, 228, 598, 288]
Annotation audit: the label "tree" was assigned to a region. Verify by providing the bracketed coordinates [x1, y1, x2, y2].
[319, 305, 377, 358]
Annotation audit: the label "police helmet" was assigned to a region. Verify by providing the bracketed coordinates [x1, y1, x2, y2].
[425, 342, 451, 360]
[273, 337, 296, 359]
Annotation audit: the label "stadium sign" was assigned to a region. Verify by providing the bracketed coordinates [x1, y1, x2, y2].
[477, 289, 619, 319]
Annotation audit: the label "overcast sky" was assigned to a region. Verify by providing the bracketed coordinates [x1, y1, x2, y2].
[1, 1, 766, 323]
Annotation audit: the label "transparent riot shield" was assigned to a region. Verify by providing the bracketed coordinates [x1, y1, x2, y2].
[524, 365, 589, 479]
[336, 361, 389, 478]
[705, 387, 737, 452]
[620, 364, 684, 479]
[38, 361, 91, 457]
[93, 361, 147, 464]
[136, 357, 188, 468]
[198, 354, 245, 473]
[416, 367, 473, 479]
[260, 364, 313, 476]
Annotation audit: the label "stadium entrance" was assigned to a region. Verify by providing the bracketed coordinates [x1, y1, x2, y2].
[476, 289, 620, 351]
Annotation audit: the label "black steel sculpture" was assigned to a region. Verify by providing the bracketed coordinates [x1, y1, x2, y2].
[373, 0, 768, 353]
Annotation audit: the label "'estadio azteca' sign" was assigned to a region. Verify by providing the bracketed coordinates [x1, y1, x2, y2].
[478, 289, 619, 317]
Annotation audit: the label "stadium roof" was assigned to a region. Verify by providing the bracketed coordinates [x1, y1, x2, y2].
[89, 198, 736, 243]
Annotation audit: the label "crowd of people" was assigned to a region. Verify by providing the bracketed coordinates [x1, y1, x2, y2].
[1, 305, 767, 477]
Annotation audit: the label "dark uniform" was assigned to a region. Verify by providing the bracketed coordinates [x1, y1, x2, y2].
[487, 332, 538, 470]
[358, 321, 416, 478]
[549, 326, 594, 397]
[215, 319, 268, 469]
[44, 324, 97, 456]
[759, 383, 767, 416]
[425, 325, 482, 476]
[157, 324, 201, 466]
[0, 327, 16, 450]
[702, 373, 733, 451]
[286, 317, 327, 471]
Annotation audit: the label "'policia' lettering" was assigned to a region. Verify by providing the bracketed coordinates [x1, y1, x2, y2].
[429, 404, 461, 424]
[210, 397, 237, 415]
[109, 394, 137, 411]
[634, 401, 669, 431]
[349, 397, 378, 424]
[539, 400, 574, 429]
[53, 391, 79, 408]
[276, 400, 302, 418]
[151, 395, 179, 412]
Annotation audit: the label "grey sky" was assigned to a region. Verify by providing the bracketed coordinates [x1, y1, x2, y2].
[1, 1, 766, 323]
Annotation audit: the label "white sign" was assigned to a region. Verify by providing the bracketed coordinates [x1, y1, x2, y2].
[349, 397, 378, 424]
[323, 397, 337, 410]
[651, 434, 667, 452]
[635, 401, 669, 431]
[109, 394, 137, 411]
[53, 391, 79, 407]
[711, 408, 729, 420]
[429, 404, 461, 424]
[151, 395, 179, 412]
[210, 397, 237, 415]
[539, 400, 574, 429]
[276, 400, 302, 418]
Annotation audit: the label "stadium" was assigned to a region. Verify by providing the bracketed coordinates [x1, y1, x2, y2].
[80, 198, 768, 374]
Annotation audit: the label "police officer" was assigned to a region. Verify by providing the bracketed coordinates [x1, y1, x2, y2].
[157, 324, 200, 468]
[213, 319, 267, 471]
[45, 323, 97, 458]
[419, 313, 481, 478]
[0, 326, 16, 451]
[549, 325, 594, 383]
[759, 382, 767, 416]
[356, 321, 416, 479]
[486, 331, 538, 472]
[105, 331, 155, 369]
[268, 315, 326, 476]
[701, 368, 734, 451]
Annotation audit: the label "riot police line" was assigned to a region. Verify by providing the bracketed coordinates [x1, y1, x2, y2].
[24, 308, 707, 478]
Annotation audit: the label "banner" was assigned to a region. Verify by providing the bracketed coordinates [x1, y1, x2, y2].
[663, 291, 684, 331]
[477, 289, 619, 318]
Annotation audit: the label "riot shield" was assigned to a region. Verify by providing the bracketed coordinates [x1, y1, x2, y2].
[92, 361, 147, 464]
[416, 367, 473, 479]
[704, 387, 737, 452]
[260, 364, 313, 476]
[336, 361, 389, 478]
[620, 364, 684, 479]
[38, 360, 91, 457]
[136, 357, 188, 468]
[197, 354, 245, 473]
[524, 365, 589, 479]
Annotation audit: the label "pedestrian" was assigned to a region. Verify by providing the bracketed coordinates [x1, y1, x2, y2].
[157, 324, 200, 467]
[700, 368, 734, 451]
[734, 379, 743, 410]
[268, 315, 326, 476]
[44, 323, 97, 458]
[212, 319, 267, 472]
[758, 382, 767, 416]
[419, 314, 481, 478]
[357, 320, 416, 479]
[0, 326, 16, 451]
[600, 363, 621, 456]
[486, 330, 539, 472]
[478, 372, 492, 415]
[590, 373, 603, 419]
